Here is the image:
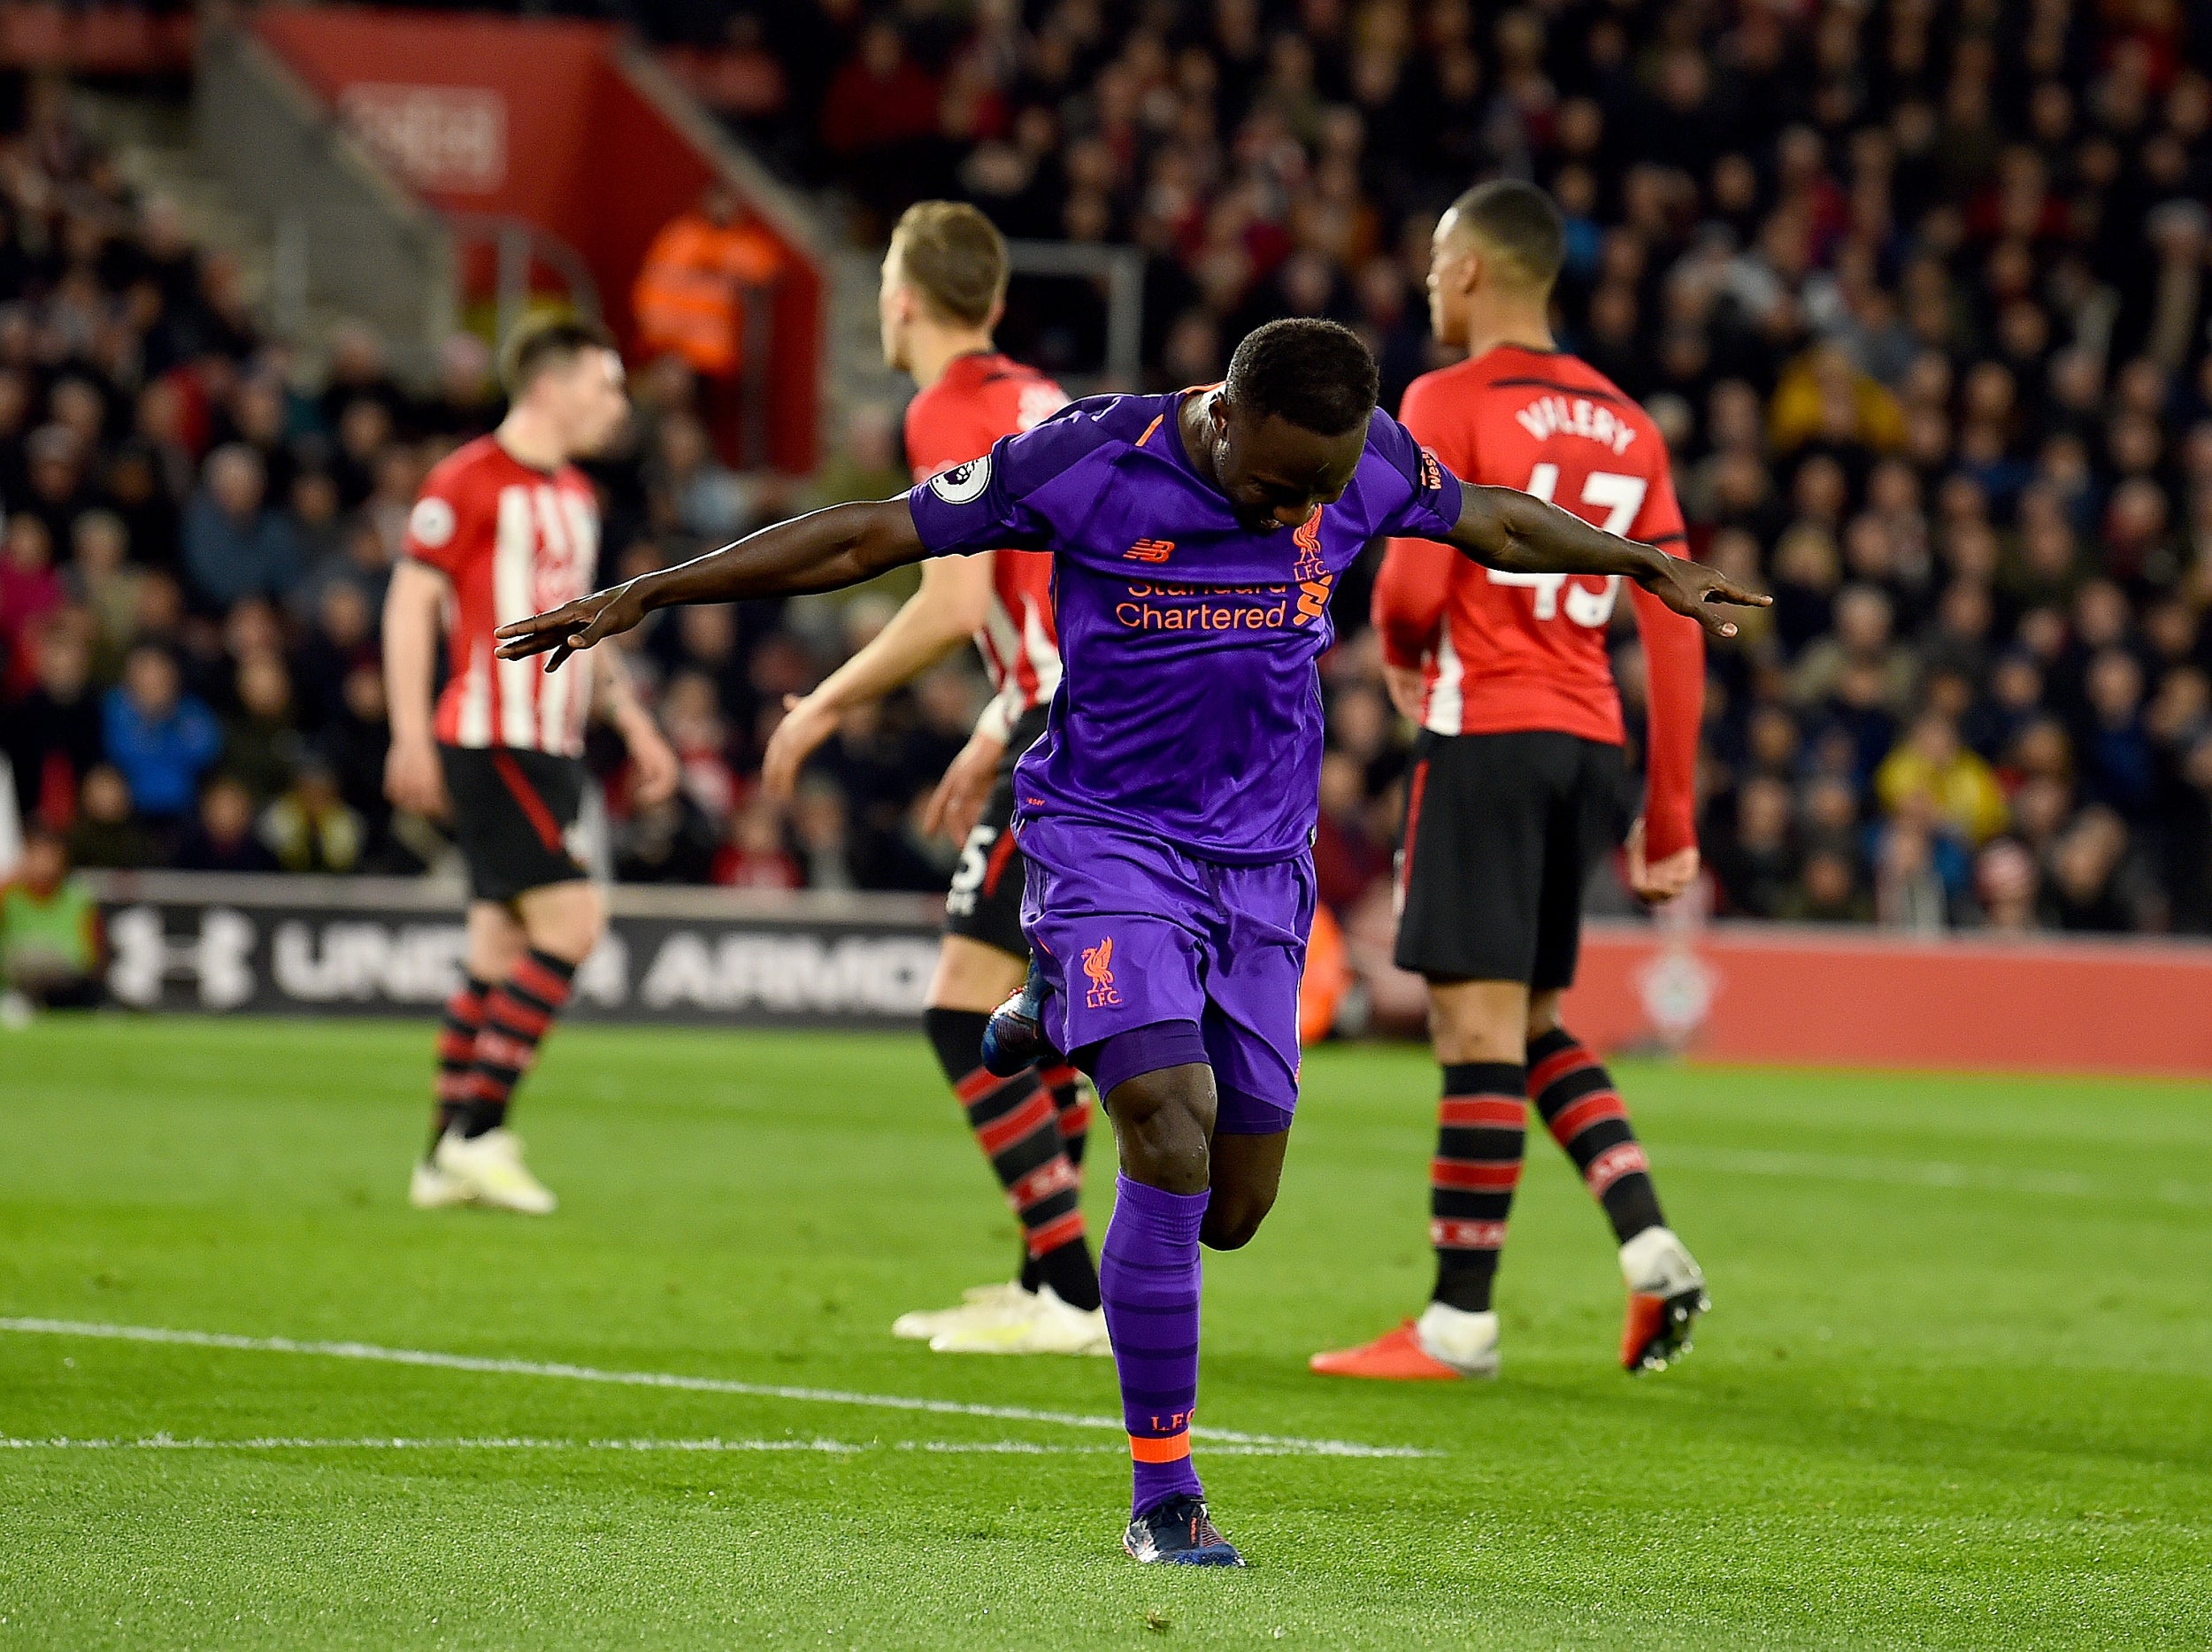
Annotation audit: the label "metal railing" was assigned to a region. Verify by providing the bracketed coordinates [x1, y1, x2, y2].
[1005, 239, 1146, 395]
[441, 211, 603, 346]
[195, 20, 455, 376]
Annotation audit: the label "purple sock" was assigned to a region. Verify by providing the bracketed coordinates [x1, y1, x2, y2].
[1100, 1173, 1209, 1518]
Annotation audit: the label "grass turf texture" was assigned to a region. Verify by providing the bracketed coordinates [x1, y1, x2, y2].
[1, 1019, 2208, 1649]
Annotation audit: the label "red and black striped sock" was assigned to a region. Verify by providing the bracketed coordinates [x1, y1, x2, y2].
[1526, 1027, 1663, 1243]
[924, 1008, 1100, 1311]
[428, 974, 491, 1158]
[460, 949, 578, 1139]
[1041, 1058, 1088, 1173]
[1429, 1060, 1526, 1313]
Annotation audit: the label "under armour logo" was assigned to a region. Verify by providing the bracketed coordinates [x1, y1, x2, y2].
[106, 905, 257, 1010]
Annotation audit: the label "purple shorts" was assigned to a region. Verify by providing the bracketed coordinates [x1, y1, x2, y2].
[1018, 814, 1314, 1135]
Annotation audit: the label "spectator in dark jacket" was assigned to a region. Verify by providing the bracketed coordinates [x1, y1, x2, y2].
[173, 773, 279, 872]
[5, 623, 104, 828]
[181, 444, 303, 611]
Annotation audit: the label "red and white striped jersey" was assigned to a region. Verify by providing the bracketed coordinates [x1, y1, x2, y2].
[404, 435, 602, 757]
[1372, 345, 1705, 859]
[904, 351, 1067, 739]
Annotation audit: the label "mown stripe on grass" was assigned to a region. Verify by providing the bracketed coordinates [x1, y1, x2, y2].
[1658, 1145, 2212, 1206]
[0, 1318, 1434, 1459]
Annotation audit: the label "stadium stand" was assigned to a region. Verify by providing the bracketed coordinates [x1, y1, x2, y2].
[3, 0, 2211, 949]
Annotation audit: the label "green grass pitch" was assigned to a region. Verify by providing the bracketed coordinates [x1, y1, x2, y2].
[2, 1018, 2208, 1648]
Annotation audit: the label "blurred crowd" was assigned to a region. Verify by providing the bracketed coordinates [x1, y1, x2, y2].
[11, 0, 2212, 948]
[704, 0, 2212, 937]
[0, 69, 984, 908]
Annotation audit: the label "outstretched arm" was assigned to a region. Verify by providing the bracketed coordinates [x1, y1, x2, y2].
[1446, 482, 1767, 639]
[495, 496, 927, 670]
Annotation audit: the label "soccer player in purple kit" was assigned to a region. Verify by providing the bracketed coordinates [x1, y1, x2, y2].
[495, 319, 1765, 1567]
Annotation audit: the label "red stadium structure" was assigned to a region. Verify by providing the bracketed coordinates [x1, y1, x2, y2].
[254, 6, 823, 475]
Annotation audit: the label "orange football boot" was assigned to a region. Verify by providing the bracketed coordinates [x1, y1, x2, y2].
[1309, 1320, 1466, 1380]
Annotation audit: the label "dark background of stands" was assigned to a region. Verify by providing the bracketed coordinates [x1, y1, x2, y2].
[4, 0, 2212, 949]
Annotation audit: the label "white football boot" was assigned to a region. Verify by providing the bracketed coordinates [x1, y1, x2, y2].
[1618, 1226, 1709, 1372]
[891, 1281, 1037, 1342]
[408, 1158, 474, 1210]
[431, 1127, 557, 1215]
[929, 1286, 1110, 1356]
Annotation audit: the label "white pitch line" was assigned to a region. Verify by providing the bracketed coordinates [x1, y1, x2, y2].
[1658, 1145, 2212, 1208]
[0, 1434, 866, 1453]
[0, 1434, 1334, 1457]
[0, 1318, 1432, 1460]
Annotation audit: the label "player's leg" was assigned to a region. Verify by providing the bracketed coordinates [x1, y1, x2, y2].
[432, 877, 600, 1215]
[1104, 848, 1302, 1564]
[903, 714, 1103, 1350]
[1094, 1049, 1240, 1566]
[428, 745, 596, 1215]
[1018, 819, 1243, 1564]
[1187, 856, 1308, 1254]
[462, 876, 602, 1133]
[1043, 1056, 1089, 1170]
[1312, 733, 1550, 1379]
[1525, 739, 1708, 1371]
[909, 932, 1105, 1353]
[1201, 1128, 1287, 1251]
[410, 899, 525, 1209]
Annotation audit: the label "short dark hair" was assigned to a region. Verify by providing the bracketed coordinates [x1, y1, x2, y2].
[891, 201, 1009, 327]
[500, 313, 617, 397]
[1223, 318, 1379, 437]
[1448, 179, 1566, 291]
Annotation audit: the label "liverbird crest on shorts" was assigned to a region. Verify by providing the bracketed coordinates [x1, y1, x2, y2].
[1082, 936, 1121, 1008]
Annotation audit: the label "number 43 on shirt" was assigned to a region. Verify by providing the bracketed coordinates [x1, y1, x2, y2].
[1486, 464, 1648, 628]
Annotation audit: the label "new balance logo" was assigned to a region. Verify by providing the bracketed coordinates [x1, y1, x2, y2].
[1124, 538, 1175, 563]
[1082, 937, 1121, 1008]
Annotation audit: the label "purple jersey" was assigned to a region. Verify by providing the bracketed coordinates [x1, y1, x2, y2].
[907, 391, 1464, 863]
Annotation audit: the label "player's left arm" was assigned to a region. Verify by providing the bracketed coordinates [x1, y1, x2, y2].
[590, 642, 680, 808]
[1620, 469, 1704, 899]
[1444, 481, 1765, 641]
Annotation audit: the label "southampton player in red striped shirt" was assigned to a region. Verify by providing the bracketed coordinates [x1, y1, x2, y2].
[383, 316, 678, 1215]
[1312, 182, 1712, 1382]
[755, 203, 1102, 1356]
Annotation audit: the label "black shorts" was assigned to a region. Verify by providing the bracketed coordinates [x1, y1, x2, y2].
[943, 704, 1050, 957]
[1393, 729, 1630, 991]
[439, 743, 589, 904]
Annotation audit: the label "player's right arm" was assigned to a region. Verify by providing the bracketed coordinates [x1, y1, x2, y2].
[759, 552, 994, 800]
[381, 557, 450, 817]
[503, 410, 1082, 671]
[495, 496, 930, 671]
[1445, 483, 1764, 641]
